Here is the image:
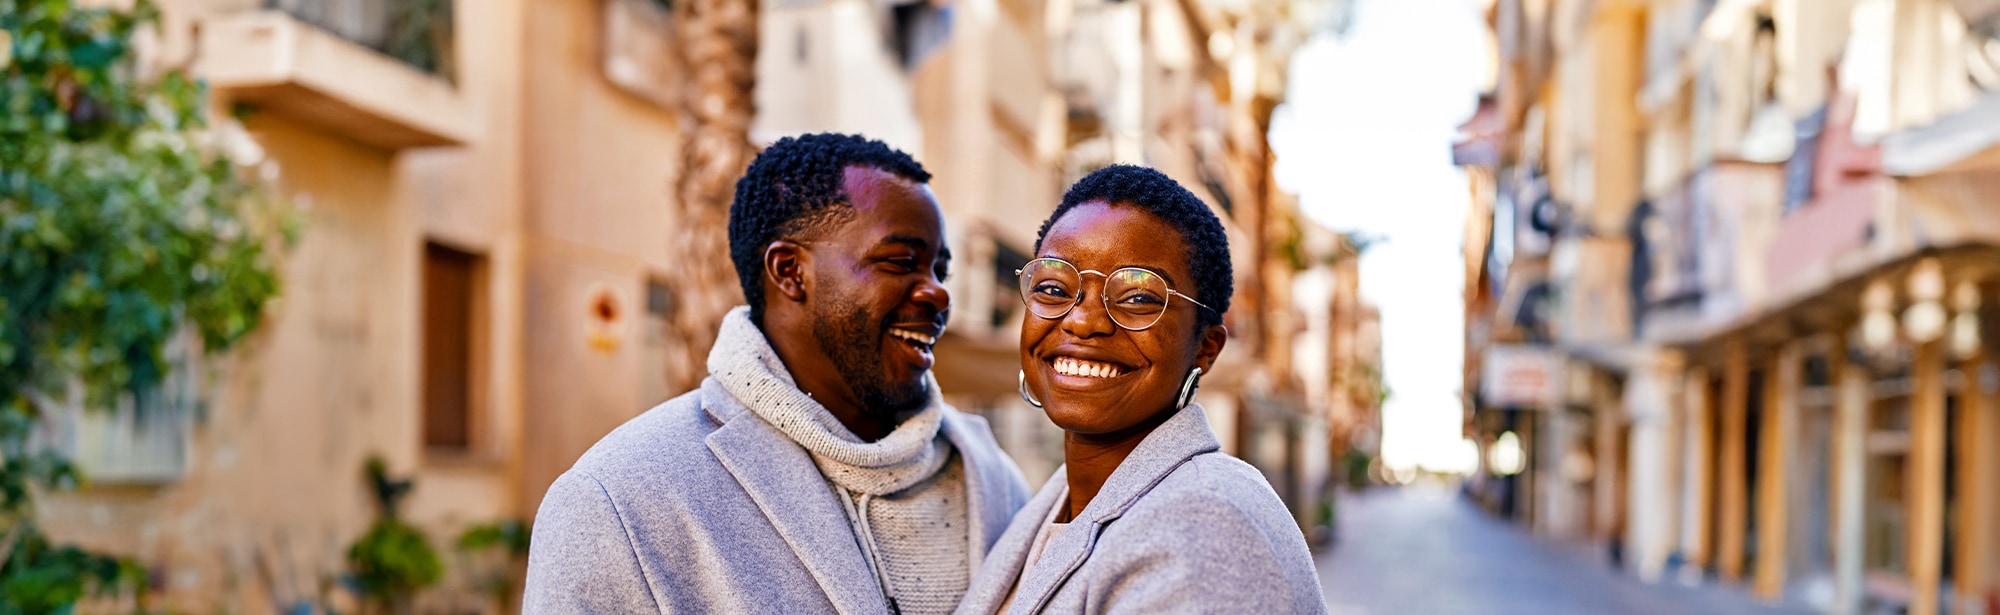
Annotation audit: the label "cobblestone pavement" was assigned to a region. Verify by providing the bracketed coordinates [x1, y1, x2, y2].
[1316, 484, 1819, 615]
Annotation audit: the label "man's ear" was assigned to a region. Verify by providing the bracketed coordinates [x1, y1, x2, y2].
[1193, 324, 1228, 374]
[764, 240, 811, 303]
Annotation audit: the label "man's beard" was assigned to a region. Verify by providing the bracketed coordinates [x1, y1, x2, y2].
[811, 295, 931, 421]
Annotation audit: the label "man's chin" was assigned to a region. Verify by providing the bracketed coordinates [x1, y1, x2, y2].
[864, 380, 932, 419]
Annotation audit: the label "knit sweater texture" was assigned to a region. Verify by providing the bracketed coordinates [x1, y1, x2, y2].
[709, 309, 969, 614]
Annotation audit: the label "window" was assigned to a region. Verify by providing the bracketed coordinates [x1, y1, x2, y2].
[423, 241, 484, 452]
[61, 332, 197, 484]
[641, 278, 677, 406]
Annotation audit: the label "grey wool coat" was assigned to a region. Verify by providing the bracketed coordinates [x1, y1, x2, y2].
[522, 378, 1033, 614]
[955, 404, 1329, 615]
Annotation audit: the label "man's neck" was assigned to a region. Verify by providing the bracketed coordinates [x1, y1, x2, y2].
[758, 320, 898, 442]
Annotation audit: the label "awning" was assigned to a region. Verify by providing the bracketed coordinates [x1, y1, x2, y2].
[1883, 91, 2000, 176]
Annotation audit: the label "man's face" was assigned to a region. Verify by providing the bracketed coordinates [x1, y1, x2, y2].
[805, 166, 952, 418]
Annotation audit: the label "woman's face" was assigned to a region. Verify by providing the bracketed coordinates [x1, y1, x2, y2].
[1020, 200, 1227, 436]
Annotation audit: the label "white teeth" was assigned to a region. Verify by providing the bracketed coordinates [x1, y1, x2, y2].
[1053, 357, 1123, 378]
[891, 329, 935, 346]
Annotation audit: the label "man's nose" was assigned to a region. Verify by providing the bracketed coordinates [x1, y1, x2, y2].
[912, 274, 950, 315]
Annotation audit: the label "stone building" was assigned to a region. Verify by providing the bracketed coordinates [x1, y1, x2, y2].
[1462, 1, 2000, 614]
[40, 0, 1369, 609]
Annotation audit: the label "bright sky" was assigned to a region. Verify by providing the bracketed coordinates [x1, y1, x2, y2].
[1270, 0, 1489, 474]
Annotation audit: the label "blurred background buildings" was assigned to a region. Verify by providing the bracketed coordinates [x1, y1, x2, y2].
[33, 0, 1384, 611]
[1459, 0, 2000, 614]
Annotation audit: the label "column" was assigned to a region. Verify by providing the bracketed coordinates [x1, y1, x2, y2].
[1910, 340, 1946, 615]
[1682, 365, 1715, 574]
[1755, 343, 1801, 599]
[1833, 335, 1868, 615]
[1953, 352, 1994, 614]
[1595, 371, 1624, 544]
[1719, 338, 1752, 582]
[1628, 350, 1685, 582]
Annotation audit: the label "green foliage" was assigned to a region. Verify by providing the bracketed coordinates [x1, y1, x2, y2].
[1, 0, 284, 416]
[0, 0, 286, 610]
[457, 519, 529, 612]
[0, 523, 142, 615]
[345, 458, 440, 611]
[345, 519, 442, 608]
[456, 519, 529, 556]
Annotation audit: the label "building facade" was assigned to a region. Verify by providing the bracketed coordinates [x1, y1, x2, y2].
[1462, 1, 2000, 614]
[38, 0, 1371, 610]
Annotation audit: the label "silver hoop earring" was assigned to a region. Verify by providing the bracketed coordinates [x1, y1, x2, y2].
[1176, 367, 1204, 410]
[1019, 370, 1043, 408]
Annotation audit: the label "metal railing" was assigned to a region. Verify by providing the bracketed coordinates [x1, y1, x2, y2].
[268, 0, 455, 79]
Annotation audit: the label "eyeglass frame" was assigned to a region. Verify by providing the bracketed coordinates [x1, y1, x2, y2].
[1014, 257, 1215, 331]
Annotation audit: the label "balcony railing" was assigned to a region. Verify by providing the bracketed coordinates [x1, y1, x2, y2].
[268, 0, 454, 79]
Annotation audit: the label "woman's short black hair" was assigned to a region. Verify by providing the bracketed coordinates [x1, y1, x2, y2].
[728, 133, 932, 322]
[1034, 164, 1233, 329]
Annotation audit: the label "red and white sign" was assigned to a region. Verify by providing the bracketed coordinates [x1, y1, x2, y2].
[1481, 345, 1564, 409]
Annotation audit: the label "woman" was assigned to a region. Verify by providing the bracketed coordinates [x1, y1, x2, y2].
[956, 165, 1327, 614]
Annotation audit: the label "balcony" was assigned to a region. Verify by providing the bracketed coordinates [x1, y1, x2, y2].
[269, 0, 454, 78]
[197, 3, 472, 150]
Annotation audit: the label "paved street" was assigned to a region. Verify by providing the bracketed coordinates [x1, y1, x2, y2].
[1316, 485, 1817, 615]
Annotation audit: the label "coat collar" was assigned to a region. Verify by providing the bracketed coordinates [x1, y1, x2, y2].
[955, 466, 1069, 615]
[977, 403, 1222, 614]
[701, 379, 888, 615]
[941, 410, 1014, 581]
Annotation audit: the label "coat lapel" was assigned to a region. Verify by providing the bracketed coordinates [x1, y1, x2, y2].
[943, 411, 1014, 576]
[1010, 404, 1222, 614]
[957, 467, 1068, 615]
[701, 380, 888, 615]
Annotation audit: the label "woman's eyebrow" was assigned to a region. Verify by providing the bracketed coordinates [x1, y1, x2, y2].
[1036, 254, 1180, 286]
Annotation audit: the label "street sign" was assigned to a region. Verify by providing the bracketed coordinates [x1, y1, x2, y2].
[1482, 345, 1564, 409]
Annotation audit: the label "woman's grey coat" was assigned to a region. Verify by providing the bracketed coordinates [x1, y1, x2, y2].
[955, 404, 1328, 615]
[523, 378, 1033, 614]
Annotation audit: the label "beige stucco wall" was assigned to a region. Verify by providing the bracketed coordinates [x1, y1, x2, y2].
[42, 0, 563, 610]
[515, 0, 686, 514]
[44, 111, 423, 612]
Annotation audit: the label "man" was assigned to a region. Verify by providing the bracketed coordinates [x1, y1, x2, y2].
[524, 133, 1031, 614]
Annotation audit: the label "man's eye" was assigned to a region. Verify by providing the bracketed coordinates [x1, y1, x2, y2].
[884, 258, 917, 272]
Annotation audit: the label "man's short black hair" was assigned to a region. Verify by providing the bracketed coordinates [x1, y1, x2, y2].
[1035, 164, 1233, 329]
[728, 133, 932, 323]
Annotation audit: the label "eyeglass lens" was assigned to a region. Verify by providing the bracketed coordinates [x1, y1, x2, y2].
[1018, 258, 1173, 330]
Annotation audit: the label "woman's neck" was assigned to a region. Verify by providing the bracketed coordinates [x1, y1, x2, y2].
[1059, 409, 1177, 522]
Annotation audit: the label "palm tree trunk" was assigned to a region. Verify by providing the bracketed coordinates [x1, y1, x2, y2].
[666, 0, 758, 392]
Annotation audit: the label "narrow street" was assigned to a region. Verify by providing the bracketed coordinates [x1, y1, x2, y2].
[1316, 485, 1815, 615]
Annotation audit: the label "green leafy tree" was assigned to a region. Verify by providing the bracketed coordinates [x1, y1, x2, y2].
[0, 0, 286, 610]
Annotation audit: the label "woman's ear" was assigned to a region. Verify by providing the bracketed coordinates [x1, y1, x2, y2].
[1193, 324, 1228, 374]
[765, 240, 810, 302]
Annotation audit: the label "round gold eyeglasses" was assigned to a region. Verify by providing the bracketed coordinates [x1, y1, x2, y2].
[1015, 257, 1213, 331]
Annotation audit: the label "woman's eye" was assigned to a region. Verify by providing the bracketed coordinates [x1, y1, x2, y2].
[884, 258, 917, 272]
[1117, 293, 1165, 306]
[1034, 284, 1071, 298]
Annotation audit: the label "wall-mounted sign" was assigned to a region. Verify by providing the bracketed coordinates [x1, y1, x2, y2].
[1481, 345, 1563, 409]
[585, 282, 626, 351]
